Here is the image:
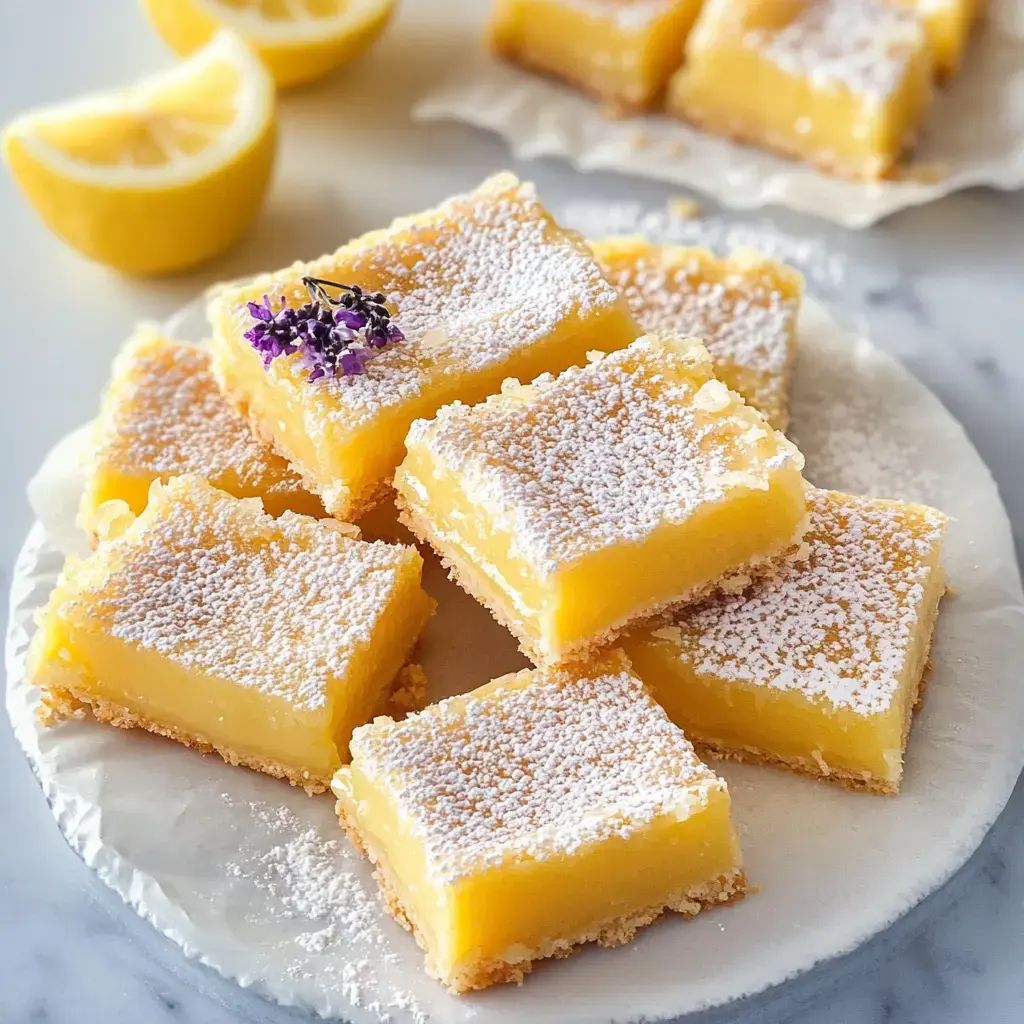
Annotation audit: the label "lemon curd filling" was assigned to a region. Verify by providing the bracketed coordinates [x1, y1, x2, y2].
[396, 335, 808, 664]
[623, 488, 948, 794]
[30, 476, 434, 793]
[592, 237, 803, 430]
[668, 0, 935, 180]
[208, 172, 638, 521]
[333, 653, 746, 993]
[79, 325, 323, 538]
[488, 0, 705, 112]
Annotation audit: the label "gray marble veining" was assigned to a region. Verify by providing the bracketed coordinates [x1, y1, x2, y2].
[2, 2, 1024, 1022]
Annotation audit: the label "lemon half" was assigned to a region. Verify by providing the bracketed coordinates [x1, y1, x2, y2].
[2, 32, 276, 276]
[142, 0, 397, 89]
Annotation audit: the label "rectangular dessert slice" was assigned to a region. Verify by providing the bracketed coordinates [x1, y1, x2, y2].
[208, 173, 638, 521]
[622, 488, 947, 794]
[333, 651, 747, 993]
[896, 0, 981, 78]
[395, 334, 807, 664]
[79, 324, 324, 539]
[592, 237, 802, 430]
[488, 0, 705, 112]
[30, 476, 435, 793]
[667, 0, 935, 180]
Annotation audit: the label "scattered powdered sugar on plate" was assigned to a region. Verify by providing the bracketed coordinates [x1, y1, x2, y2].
[790, 330, 945, 505]
[223, 794, 429, 1023]
[560, 200, 847, 294]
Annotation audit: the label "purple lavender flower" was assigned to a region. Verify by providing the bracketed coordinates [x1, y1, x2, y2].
[242, 278, 405, 381]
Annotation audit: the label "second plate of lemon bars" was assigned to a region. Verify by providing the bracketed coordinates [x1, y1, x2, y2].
[8, 175, 1024, 1023]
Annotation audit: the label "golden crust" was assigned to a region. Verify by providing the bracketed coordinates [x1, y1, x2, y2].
[336, 797, 747, 994]
[397, 491, 809, 666]
[39, 684, 334, 795]
[38, 661, 429, 797]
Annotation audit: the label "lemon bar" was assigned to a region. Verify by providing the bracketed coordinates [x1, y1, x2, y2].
[79, 325, 323, 539]
[30, 476, 435, 793]
[897, 0, 982, 78]
[395, 335, 807, 664]
[668, 0, 934, 180]
[208, 173, 637, 521]
[333, 652, 747, 993]
[592, 237, 802, 430]
[488, 0, 705, 112]
[623, 488, 947, 794]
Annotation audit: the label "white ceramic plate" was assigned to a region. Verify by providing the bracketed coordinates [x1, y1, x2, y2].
[7, 294, 1024, 1024]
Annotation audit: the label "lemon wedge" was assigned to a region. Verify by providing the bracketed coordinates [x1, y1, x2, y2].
[2, 32, 276, 276]
[142, 0, 397, 89]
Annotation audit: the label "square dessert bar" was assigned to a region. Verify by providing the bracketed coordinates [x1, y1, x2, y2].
[30, 476, 435, 793]
[592, 237, 803, 430]
[333, 652, 746, 993]
[623, 488, 948, 794]
[668, 0, 935, 180]
[395, 335, 808, 664]
[897, 0, 982, 78]
[79, 325, 323, 539]
[488, 0, 705, 112]
[208, 173, 637, 521]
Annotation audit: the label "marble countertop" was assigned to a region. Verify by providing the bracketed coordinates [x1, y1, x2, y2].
[2, 3, 1024, 1022]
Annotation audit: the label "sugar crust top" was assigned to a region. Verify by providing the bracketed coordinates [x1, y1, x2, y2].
[210, 173, 625, 430]
[594, 240, 799, 422]
[95, 327, 311, 500]
[69, 478, 421, 712]
[651, 488, 947, 715]
[405, 335, 804, 574]
[348, 656, 722, 882]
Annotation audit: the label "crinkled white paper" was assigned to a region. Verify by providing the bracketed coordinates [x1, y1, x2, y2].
[7, 293, 1024, 1022]
[414, 0, 1024, 227]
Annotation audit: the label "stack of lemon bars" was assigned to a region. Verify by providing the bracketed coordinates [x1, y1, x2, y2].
[29, 173, 948, 994]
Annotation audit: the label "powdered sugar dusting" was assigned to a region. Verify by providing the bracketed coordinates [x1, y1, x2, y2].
[350, 657, 722, 882]
[538, 0, 686, 30]
[213, 173, 625, 428]
[87, 477, 419, 711]
[748, 0, 926, 101]
[406, 336, 802, 573]
[97, 328, 314, 502]
[656, 488, 946, 714]
[593, 240, 799, 425]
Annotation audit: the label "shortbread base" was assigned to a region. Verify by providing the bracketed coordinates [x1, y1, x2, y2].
[337, 798, 748, 994]
[398, 492, 809, 666]
[38, 662, 428, 797]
